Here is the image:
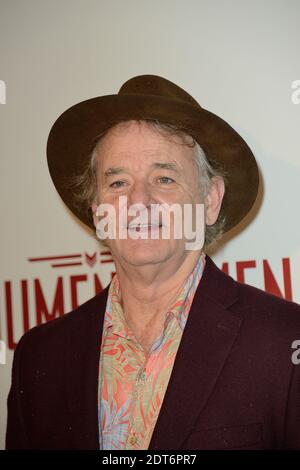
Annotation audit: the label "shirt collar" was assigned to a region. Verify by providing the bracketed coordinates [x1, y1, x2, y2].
[103, 252, 206, 334]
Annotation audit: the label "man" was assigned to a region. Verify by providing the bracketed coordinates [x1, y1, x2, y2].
[6, 75, 300, 450]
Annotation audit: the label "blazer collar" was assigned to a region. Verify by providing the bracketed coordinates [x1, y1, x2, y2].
[65, 256, 241, 450]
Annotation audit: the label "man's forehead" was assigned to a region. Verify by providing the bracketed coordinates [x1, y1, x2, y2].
[97, 120, 194, 153]
[95, 120, 195, 174]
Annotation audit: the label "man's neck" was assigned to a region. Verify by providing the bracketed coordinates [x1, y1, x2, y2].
[113, 249, 203, 337]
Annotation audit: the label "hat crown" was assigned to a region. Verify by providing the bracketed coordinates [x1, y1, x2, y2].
[118, 74, 201, 108]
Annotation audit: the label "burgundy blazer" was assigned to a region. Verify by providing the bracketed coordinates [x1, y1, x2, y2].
[6, 256, 300, 450]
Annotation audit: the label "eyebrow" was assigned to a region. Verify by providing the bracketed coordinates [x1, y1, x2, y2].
[103, 162, 181, 179]
[103, 167, 126, 179]
[151, 162, 181, 173]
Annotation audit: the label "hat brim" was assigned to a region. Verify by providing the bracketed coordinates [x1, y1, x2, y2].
[47, 93, 259, 234]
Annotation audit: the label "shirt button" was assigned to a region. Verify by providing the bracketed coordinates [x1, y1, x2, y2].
[140, 371, 147, 381]
[129, 434, 137, 445]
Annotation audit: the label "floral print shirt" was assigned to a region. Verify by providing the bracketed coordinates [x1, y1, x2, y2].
[98, 253, 206, 450]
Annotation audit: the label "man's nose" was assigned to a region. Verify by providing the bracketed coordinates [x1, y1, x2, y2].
[127, 181, 154, 207]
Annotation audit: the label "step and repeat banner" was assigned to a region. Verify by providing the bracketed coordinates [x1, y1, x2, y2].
[0, 0, 300, 450]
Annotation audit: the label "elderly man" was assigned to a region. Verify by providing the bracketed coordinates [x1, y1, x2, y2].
[6, 75, 300, 450]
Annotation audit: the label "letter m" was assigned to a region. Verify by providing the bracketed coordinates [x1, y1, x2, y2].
[35, 277, 64, 325]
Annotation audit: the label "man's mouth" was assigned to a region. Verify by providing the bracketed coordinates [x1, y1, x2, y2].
[127, 223, 163, 232]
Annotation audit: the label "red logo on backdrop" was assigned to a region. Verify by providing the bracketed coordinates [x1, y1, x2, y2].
[2, 251, 115, 350]
[0, 255, 294, 350]
[28, 251, 113, 268]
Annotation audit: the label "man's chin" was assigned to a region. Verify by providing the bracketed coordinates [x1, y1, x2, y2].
[115, 242, 174, 267]
[121, 252, 170, 267]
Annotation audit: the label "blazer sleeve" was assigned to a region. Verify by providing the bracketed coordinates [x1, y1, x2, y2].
[283, 362, 300, 449]
[6, 335, 29, 449]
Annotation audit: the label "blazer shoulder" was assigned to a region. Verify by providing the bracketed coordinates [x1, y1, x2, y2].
[233, 276, 300, 333]
[205, 256, 300, 331]
[236, 277, 300, 313]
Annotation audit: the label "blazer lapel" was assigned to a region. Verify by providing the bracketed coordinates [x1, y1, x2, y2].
[149, 256, 243, 450]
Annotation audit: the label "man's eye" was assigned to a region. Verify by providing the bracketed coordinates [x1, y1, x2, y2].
[158, 176, 175, 184]
[110, 180, 125, 188]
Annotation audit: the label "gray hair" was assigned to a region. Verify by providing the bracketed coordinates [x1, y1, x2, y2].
[69, 120, 226, 249]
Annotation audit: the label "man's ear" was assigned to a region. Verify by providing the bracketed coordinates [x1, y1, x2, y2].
[205, 176, 225, 225]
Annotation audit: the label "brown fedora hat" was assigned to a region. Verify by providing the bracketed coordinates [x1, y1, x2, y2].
[47, 74, 259, 233]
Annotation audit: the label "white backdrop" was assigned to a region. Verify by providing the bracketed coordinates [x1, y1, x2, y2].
[1, 0, 300, 450]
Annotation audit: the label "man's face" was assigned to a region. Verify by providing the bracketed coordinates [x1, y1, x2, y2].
[92, 120, 207, 267]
